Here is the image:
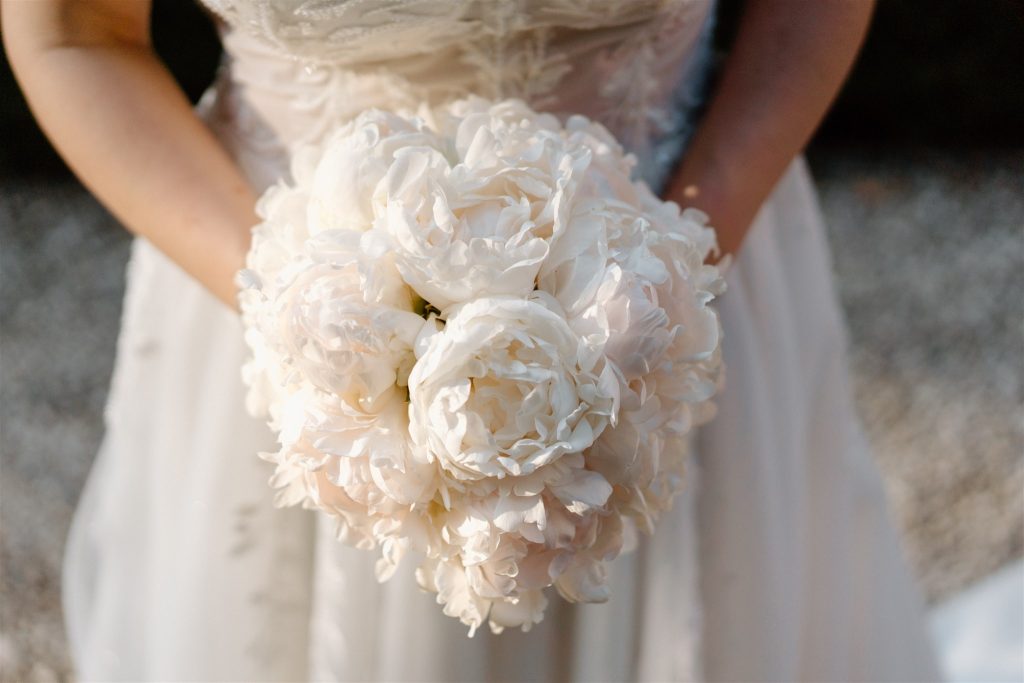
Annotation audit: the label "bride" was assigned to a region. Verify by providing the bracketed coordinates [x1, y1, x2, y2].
[4, 0, 942, 680]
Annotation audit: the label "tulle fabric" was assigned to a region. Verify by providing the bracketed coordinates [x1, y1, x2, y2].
[62, 1, 942, 679]
[695, 158, 941, 681]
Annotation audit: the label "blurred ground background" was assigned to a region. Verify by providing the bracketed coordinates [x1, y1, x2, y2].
[2, 0, 1023, 681]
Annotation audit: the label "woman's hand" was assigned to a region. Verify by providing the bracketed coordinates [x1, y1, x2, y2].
[3, 0, 256, 311]
[663, 0, 875, 263]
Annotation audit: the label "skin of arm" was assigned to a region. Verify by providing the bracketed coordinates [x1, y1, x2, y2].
[2, 0, 256, 310]
[665, 0, 876, 261]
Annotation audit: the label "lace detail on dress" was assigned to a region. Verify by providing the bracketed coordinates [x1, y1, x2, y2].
[197, 0, 716, 192]
[457, 3, 573, 107]
[200, 0, 475, 64]
[201, 0, 677, 65]
[644, 5, 717, 193]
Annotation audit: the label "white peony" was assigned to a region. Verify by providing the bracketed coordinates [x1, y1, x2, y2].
[408, 292, 619, 484]
[304, 109, 439, 234]
[376, 104, 593, 314]
[237, 96, 725, 637]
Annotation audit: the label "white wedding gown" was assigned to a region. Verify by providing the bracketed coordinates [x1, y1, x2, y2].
[62, 1, 943, 681]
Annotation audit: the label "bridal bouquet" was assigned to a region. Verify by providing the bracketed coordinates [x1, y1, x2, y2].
[237, 96, 725, 635]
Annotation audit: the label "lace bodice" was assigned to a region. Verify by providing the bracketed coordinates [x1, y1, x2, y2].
[196, 0, 716, 192]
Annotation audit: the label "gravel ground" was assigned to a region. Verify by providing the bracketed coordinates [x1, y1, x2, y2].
[810, 148, 1024, 604]
[1, 149, 1022, 681]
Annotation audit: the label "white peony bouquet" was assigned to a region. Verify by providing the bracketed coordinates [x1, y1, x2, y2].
[237, 96, 725, 636]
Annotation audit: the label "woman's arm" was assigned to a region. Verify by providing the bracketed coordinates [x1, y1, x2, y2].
[665, 0, 875, 260]
[3, 0, 254, 310]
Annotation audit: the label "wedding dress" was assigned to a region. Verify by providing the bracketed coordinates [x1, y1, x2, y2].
[62, 1, 942, 681]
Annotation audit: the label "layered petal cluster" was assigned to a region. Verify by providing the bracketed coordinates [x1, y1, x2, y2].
[238, 97, 725, 637]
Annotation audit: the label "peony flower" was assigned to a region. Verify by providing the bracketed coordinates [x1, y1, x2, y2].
[372, 98, 595, 314]
[275, 233, 424, 409]
[304, 109, 440, 234]
[237, 95, 725, 637]
[407, 292, 620, 485]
